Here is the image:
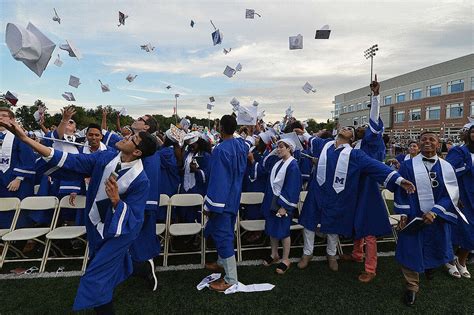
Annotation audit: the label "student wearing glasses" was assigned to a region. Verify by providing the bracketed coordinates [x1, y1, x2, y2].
[394, 131, 467, 306]
[0, 117, 158, 314]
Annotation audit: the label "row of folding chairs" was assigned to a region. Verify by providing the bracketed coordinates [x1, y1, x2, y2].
[0, 196, 88, 272]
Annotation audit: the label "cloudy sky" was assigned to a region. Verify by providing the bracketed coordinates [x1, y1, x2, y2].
[0, 0, 472, 122]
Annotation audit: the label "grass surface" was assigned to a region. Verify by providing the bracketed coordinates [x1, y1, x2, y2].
[0, 256, 473, 314]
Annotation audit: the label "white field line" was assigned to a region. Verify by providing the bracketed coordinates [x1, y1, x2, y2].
[0, 251, 395, 280]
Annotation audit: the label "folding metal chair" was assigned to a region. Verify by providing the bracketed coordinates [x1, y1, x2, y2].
[40, 195, 88, 272]
[156, 194, 169, 265]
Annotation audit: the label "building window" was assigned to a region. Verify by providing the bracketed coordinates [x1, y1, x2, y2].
[446, 103, 463, 118]
[361, 116, 367, 124]
[384, 95, 392, 105]
[410, 108, 421, 121]
[426, 106, 440, 120]
[396, 92, 406, 103]
[471, 101, 474, 116]
[447, 79, 464, 93]
[364, 100, 370, 108]
[471, 77, 474, 90]
[348, 104, 354, 112]
[410, 88, 422, 100]
[353, 117, 359, 126]
[427, 84, 441, 97]
[394, 111, 405, 123]
[356, 103, 362, 111]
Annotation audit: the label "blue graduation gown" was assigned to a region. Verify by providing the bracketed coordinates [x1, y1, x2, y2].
[262, 159, 301, 239]
[300, 137, 401, 237]
[0, 133, 36, 228]
[157, 146, 180, 221]
[130, 150, 162, 262]
[204, 138, 250, 259]
[394, 160, 457, 273]
[241, 149, 267, 220]
[35, 149, 149, 310]
[178, 150, 211, 223]
[353, 118, 392, 238]
[446, 146, 474, 250]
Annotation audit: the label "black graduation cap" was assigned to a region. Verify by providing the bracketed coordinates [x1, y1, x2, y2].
[118, 11, 128, 27]
[315, 25, 331, 39]
[190, 20, 195, 27]
[209, 96, 215, 102]
[166, 85, 172, 89]
[5, 91, 18, 106]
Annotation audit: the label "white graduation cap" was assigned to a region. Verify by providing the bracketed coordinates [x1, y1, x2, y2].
[180, 118, 191, 132]
[235, 63, 242, 72]
[126, 74, 137, 82]
[69, 75, 81, 88]
[302, 82, 316, 93]
[5, 91, 18, 106]
[209, 96, 215, 103]
[236, 105, 258, 126]
[462, 117, 474, 130]
[52, 8, 61, 24]
[223, 48, 231, 55]
[223, 65, 236, 78]
[289, 34, 303, 50]
[98, 80, 110, 92]
[245, 9, 261, 19]
[280, 132, 304, 151]
[257, 110, 265, 120]
[166, 85, 172, 89]
[62, 92, 76, 102]
[285, 106, 294, 118]
[60, 40, 82, 60]
[210, 20, 223, 46]
[206, 103, 214, 111]
[315, 25, 331, 39]
[118, 11, 128, 27]
[259, 130, 272, 144]
[190, 20, 195, 27]
[33, 110, 42, 122]
[140, 43, 155, 52]
[167, 124, 186, 146]
[230, 97, 240, 112]
[5, 22, 56, 77]
[53, 54, 63, 67]
[119, 107, 127, 116]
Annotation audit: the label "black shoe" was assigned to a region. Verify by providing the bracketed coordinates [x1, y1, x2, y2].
[404, 290, 416, 306]
[146, 259, 158, 292]
[425, 268, 435, 280]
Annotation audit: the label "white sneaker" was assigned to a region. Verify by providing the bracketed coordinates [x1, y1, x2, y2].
[454, 257, 471, 279]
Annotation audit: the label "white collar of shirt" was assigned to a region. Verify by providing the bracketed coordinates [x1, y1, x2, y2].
[120, 159, 140, 171]
[334, 142, 351, 151]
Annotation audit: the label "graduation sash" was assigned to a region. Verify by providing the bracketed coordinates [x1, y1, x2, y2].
[81, 141, 107, 154]
[269, 156, 295, 196]
[353, 139, 362, 150]
[317, 140, 353, 193]
[0, 131, 14, 173]
[412, 154, 467, 223]
[89, 153, 144, 238]
[183, 151, 196, 191]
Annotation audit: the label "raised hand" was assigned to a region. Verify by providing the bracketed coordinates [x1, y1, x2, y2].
[400, 179, 416, 194]
[61, 106, 76, 121]
[370, 74, 380, 96]
[0, 119, 27, 140]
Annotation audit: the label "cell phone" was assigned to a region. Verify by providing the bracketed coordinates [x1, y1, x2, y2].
[109, 171, 118, 180]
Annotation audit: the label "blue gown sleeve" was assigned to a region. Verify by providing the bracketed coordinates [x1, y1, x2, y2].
[446, 147, 469, 176]
[108, 179, 150, 236]
[354, 149, 401, 191]
[36, 149, 98, 180]
[204, 149, 232, 214]
[393, 162, 413, 217]
[102, 130, 122, 148]
[12, 140, 36, 180]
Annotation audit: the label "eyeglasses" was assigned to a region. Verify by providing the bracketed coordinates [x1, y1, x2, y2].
[428, 171, 439, 188]
[68, 119, 75, 124]
[131, 136, 140, 149]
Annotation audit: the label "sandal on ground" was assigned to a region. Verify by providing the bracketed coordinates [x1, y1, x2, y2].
[454, 257, 471, 279]
[263, 255, 280, 267]
[276, 261, 290, 275]
[445, 261, 461, 279]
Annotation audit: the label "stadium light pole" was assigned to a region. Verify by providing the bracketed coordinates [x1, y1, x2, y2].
[364, 44, 379, 106]
[174, 94, 180, 124]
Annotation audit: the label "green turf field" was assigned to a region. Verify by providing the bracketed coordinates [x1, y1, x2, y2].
[1, 256, 473, 314]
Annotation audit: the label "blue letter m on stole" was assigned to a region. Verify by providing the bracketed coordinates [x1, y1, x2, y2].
[335, 177, 345, 185]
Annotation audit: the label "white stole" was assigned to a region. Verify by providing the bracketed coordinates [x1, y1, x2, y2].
[89, 153, 144, 238]
[412, 154, 467, 223]
[82, 141, 107, 154]
[317, 140, 353, 193]
[404, 154, 411, 161]
[354, 139, 362, 150]
[183, 152, 196, 192]
[269, 156, 295, 196]
[0, 131, 14, 173]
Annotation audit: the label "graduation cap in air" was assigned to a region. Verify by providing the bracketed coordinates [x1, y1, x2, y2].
[98, 80, 110, 92]
[52, 8, 61, 24]
[166, 85, 172, 89]
[235, 63, 242, 72]
[190, 20, 195, 27]
[118, 11, 128, 27]
[119, 107, 127, 116]
[252, 100, 259, 106]
[315, 25, 331, 39]
[302, 82, 316, 93]
[230, 97, 240, 112]
[285, 106, 294, 118]
[209, 96, 215, 103]
[223, 66, 236, 78]
[206, 103, 214, 111]
[62, 92, 76, 102]
[60, 40, 82, 60]
[236, 105, 258, 126]
[5, 91, 18, 106]
[210, 20, 223, 46]
[69, 75, 81, 88]
[5, 22, 56, 77]
[223, 48, 231, 55]
[140, 43, 155, 52]
[54, 54, 63, 67]
[289, 34, 303, 50]
[126, 74, 137, 82]
[245, 9, 261, 19]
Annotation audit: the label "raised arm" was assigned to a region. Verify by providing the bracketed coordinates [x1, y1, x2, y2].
[101, 108, 108, 131]
[115, 112, 121, 132]
[56, 106, 76, 140]
[1, 119, 52, 158]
